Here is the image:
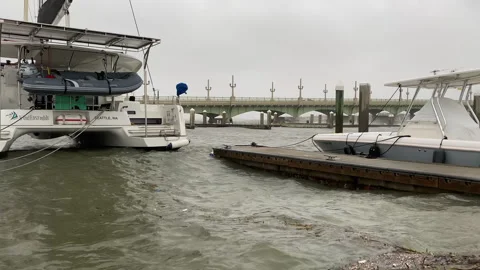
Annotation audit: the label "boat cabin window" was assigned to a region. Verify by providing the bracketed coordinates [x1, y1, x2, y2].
[130, 118, 162, 125]
[127, 110, 136, 115]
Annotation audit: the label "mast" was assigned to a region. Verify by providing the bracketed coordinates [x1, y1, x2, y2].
[24, 0, 29, 22]
[37, 0, 72, 25]
[0, 20, 3, 134]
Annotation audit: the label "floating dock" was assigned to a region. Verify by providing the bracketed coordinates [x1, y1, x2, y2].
[212, 146, 480, 195]
[189, 124, 272, 129]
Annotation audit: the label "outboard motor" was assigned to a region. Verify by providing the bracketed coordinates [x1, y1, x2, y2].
[17, 63, 40, 80]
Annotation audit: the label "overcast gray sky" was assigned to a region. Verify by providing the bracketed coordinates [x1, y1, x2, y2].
[1, 0, 479, 99]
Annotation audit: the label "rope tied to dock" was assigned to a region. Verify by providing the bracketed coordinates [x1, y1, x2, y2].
[234, 134, 317, 149]
[351, 85, 401, 149]
[319, 134, 411, 158]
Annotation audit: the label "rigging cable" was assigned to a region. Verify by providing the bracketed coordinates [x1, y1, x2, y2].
[0, 111, 105, 172]
[128, 0, 157, 98]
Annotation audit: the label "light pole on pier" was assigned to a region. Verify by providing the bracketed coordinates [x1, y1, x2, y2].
[298, 78, 303, 100]
[353, 81, 358, 103]
[270, 82, 276, 101]
[323, 84, 328, 101]
[205, 79, 212, 100]
[229, 75, 236, 101]
[399, 86, 403, 102]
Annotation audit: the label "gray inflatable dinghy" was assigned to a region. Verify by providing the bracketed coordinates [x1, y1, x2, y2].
[21, 69, 143, 96]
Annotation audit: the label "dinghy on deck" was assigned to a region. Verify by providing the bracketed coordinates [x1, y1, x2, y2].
[21, 69, 143, 96]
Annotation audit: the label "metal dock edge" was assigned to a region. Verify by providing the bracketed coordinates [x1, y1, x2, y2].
[212, 146, 480, 195]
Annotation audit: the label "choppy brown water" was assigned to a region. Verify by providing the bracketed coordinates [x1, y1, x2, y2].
[0, 127, 479, 269]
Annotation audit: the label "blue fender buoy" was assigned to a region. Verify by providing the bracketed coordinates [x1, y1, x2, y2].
[176, 83, 188, 97]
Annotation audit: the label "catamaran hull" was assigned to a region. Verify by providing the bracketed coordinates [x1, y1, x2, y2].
[0, 107, 190, 155]
[75, 130, 190, 150]
[0, 127, 190, 153]
[313, 132, 480, 168]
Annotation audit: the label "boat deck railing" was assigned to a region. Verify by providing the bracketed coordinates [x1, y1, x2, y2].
[128, 126, 180, 137]
[132, 95, 430, 106]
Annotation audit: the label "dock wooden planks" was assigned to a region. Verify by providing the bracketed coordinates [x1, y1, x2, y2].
[212, 146, 480, 195]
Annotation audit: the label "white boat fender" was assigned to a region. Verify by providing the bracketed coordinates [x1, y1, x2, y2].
[166, 139, 189, 150]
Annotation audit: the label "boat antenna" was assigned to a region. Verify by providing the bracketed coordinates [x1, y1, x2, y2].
[128, 0, 157, 101]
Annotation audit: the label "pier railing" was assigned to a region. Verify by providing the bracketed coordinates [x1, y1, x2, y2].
[133, 96, 430, 106]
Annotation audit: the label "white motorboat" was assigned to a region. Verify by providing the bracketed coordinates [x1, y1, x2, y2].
[0, 15, 190, 155]
[312, 69, 480, 168]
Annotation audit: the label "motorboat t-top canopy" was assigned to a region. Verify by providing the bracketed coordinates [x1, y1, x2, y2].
[384, 69, 480, 141]
[385, 68, 480, 89]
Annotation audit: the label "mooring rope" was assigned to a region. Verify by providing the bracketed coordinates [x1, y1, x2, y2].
[351, 86, 401, 148]
[0, 111, 105, 172]
[0, 108, 35, 131]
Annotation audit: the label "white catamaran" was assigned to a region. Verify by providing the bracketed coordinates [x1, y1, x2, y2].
[0, 1, 190, 156]
[312, 69, 480, 168]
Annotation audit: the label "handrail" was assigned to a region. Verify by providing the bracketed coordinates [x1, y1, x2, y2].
[131, 95, 429, 105]
[431, 98, 446, 138]
[436, 97, 447, 130]
[464, 85, 479, 124]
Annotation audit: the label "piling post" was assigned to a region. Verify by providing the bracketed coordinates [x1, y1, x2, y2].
[273, 112, 278, 124]
[310, 114, 314, 124]
[359, 83, 371, 132]
[260, 112, 265, 125]
[335, 83, 344, 133]
[474, 95, 480, 125]
[189, 108, 195, 129]
[318, 114, 322, 125]
[388, 114, 394, 126]
[267, 110, 272, 126]
[202, 110, 207, 125]
[328, 112, 334, 128]
[221, 111, 227, 125]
